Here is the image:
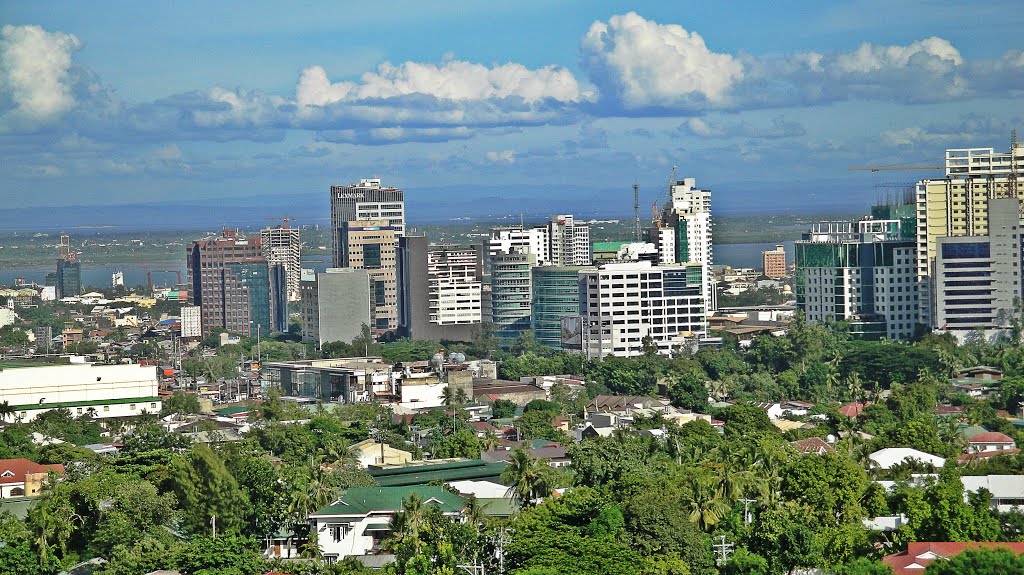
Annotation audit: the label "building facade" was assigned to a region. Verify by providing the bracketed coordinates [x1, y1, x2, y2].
[652, 177, 716, 311]
[762, 244, 787, 279]
[398, 236, 485, 342]
[180, 305, 202, 338]
[579, 261, 708, 358]
[795, 218, 920, 340]
[56, 259, 81, 299]
[915, 143, 1024, 325]
[490, 249, 536, 342]
[300, 268, 373, 347]
[933, 197, 1023, 338]
[330, 179, 405, 267]
[340, 220, 398, 331]
[261, 225, 302, 301]
[187, 231, 277, 337]
[487, 226, 549, 267]
[0, 362, 161, 422]
[548, 214, 592, 266]
[530, 266, 586, 350]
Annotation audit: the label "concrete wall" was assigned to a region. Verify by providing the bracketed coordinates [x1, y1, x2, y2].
[0, 363, 160, 422]
[316, 268, 372, 346]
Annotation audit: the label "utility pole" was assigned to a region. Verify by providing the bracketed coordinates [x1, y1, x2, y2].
[211, 514, 217, 540]
[494, 527, 512, 575]
[739, 498, 756, 525]
[712, 535, 733, 566]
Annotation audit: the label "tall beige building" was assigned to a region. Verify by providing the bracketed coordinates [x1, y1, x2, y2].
[261, 225, 301, 301]
[916, 144, 1024, 325]
[341, 220, 398, 331]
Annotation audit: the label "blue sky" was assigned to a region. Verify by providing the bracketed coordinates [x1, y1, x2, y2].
[2, 1, 1023, 218]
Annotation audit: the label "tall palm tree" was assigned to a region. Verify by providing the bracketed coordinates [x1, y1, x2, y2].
[686, 469, 731, 531]
[480, 429, 500, 452]
[936, 416, 966, 453]
[0, 401, 14, 423]
[500, 448, 555, 507]
[388, 493, 427, 552]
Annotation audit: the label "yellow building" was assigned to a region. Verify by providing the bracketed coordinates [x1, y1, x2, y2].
[351, 439, 413, 468]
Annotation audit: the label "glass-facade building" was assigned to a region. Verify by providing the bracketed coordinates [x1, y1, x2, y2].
[491, 250, 535, 342]
[531, 266, 585, 349]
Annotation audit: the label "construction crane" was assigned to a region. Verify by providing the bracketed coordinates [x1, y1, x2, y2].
[652, 165, 678, 228]
[265, 216, 298, 229]
[848, 165, 941, 172]
[147, 270, 183, 292]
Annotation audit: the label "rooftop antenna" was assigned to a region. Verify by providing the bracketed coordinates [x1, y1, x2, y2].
[632, 181, 641, 242]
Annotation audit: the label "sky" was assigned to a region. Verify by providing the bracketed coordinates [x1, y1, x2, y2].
[2, 1, 1023, 220]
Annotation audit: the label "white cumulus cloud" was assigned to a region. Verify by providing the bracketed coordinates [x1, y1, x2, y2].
[580, 12, 744, 110]
[485, 150, 516, 164]
[0, 25, 82, 123]
[836, 37, 962, 73]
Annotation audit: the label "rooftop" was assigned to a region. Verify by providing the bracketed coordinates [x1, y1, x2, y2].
[311, 486, 463, 517]
[369, 459, 507, 487]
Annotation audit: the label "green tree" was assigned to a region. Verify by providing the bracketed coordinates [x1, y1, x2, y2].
[924, 547, 1024, 574]
[160, 390, 202, 416]
[501, 448, 557, 507]
[491, 399, 516, 419]
[170, 445, 250, 536]
[174, 534, 267, 575]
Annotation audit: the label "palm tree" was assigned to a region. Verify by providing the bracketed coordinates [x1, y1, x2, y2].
[480, 429, 500, 452]
[321, 438, 357, 469]
[685, 469, 731, 531]
[936, 416, 966, 453]
[388, 493, 427, 552]
[500, 448, 555, 507]
[0, 401, 14, 423]
[454, 387, 469, 406]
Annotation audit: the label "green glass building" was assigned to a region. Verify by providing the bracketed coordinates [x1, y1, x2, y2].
[531, 266, 586, 349]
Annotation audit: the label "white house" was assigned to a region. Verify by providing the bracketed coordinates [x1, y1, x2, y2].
[309, 486, 464, 562]
[869, 448, 945, 470]
[961, 475, 1024, 513]
[966, 432, 1016, 454]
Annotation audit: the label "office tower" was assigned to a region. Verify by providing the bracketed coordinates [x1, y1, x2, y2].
[487, 226, 550, 267]
[269, 263, 289, 332]
[531, 266, 587, 350]
[397, 236, 485, 342]
[653, 177, 716, 310]
[915, 143, 1024, 325]
[491, 248, 536, 342]
[341, 220, 398, 331]
[187, 231, 276, 337]
[330, 178, 405, 267]
[180, 306, 202, 338]
[548, 214, 592, 266]
[933, 197, 1023, 338]
[56, 234, 81, 298]
[261, 225, 302, 301]
[795, 218, 919, 340]
[300, 268, 372, 347]
[579, 261, 708, 358]
[762, 245, 787, 279]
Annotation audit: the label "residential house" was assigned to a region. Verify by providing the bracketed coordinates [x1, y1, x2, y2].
[351, 440, 413, 468]
[961, 475, 1024, 512]
[966, 431, 1016, 454]
[883, 542, 1024, 575]
[0, 458, 64, 498]
[868, 448, 945, 470]
[483, 445, 571, 468]
[754, 400, 814, 420]
[309, 486, 464, 562]
[950, 366, 1001, 399]
[838, 402, 871, 418]
[789, 437, 835, 455]
[472, 379, 547, 405]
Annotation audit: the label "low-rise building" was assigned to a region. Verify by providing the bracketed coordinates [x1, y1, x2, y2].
[961, 475, 1024, 512]
[0, 458, 64, 498]
[351, 440, 413, 468]
[966, 431, 1016, 454]
[309, 486, 464, 561]
[868, 448, 945, 470]
[883, 542, 1024, 575]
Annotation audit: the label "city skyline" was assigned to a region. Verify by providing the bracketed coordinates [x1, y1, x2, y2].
[2, 1, 1023, 215]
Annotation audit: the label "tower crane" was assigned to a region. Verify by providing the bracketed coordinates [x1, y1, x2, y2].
[264, 216, 298, 229]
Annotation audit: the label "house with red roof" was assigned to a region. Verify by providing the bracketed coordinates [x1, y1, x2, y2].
[789, 437, 835, 455]
[967, 431, 1017, 454]
[838, 402, 871, 418]
[883, 542, 1024, 574]
[0, 458, 64, 498]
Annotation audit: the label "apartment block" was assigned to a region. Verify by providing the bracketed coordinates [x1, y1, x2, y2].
[548, 214, 592, 266]
[762, 244, 787, 279]
[261, 225, 302, 301]
[340, 220, 398, 331]
[398, 236, 485, 342]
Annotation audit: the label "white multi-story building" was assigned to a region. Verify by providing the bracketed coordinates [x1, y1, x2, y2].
[653, 177, 716, 311]
[261, 225, 302, 301]
[487, 226, 549, 266]
[0, 362, 161, 422]
[330, 179, 405, 267]
[548, 214, 592, 266]
[180, 305, 202, 338]
[579, 261, 708, 358]
[796, 218, 920, 340]
[427, 246, 483, 325]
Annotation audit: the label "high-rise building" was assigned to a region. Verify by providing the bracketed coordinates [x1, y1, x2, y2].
[933, 197, 1023, 338]
[487, 226, 549, 267]
[187, 231, 280, 337]
[795, 218, 920, 340]
[427, 245, 484, 326]
[300, 268, 372, 347]
[531, 266, 587, 350]
[180, 306, 202, 338]
[56, 234, 81, 298]
[548, 214, 592, 266]
[397, 236, 485, 342]
[579, 261, 708, 358]
[340, 220, 398, 331]
[762, 244, 787, 279]
[491, 249, 536, 342]
[330, 179, 405, 267]
[653, 177, 716, 311]
[261, 225, 302, 301]
[915, 143, 1024, 325]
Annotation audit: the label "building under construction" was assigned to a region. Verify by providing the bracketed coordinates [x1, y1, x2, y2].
[56, 235, 81, 298]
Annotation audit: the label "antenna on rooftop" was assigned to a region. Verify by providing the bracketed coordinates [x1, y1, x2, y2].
[632, 181, 641, 242]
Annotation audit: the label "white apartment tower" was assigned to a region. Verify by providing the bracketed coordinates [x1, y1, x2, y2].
[548, 214, 592, 266]
[655, 177, 716, 311]
[330, 179, 405, 267]
[427, 246, 484, 325]
[487, 226, 550, 266]
[261, 225, 302, 301]
[579, 261, 708, 358]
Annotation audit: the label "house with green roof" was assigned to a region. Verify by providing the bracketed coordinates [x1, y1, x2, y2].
[309, 486, 464, 562]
